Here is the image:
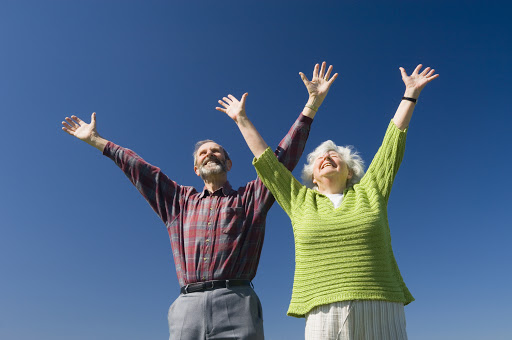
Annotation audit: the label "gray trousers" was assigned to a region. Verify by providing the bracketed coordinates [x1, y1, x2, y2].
[168, 285, 264, 340]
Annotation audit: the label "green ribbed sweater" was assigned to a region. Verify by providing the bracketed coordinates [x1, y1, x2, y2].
[253, 120, 414, 318]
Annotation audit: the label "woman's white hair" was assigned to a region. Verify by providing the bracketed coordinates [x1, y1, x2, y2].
[301, 140, 365, 190]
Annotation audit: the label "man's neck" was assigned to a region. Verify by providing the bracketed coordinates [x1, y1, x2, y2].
[203, 175, 228, 194]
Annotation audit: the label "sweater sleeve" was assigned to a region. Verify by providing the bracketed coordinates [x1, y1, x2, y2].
[360, 120, 408, 201]
[103, 142, 184, 225]
[253, 147, 307, 221]
[251, 113, 312, 213]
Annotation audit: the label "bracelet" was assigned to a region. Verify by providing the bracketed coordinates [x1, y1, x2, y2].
[402, 96, 417, 104]
[305, 103, 318, 112]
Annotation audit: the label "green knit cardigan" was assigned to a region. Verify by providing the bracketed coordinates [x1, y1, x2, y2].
[253, 120, 414, 318]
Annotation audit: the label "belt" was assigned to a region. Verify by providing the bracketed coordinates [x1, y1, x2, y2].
[180, 280, 251, 294]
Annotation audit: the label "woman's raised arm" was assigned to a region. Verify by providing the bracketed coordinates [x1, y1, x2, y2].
[393, 64, 439, 130]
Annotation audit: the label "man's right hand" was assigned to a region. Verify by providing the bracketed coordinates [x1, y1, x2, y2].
[62, 112, 108, 152]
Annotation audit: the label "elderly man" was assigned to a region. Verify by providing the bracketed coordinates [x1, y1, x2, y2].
[61, 62, 337, 339]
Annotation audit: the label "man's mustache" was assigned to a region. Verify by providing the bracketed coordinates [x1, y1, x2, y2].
[202, 155, 223, 166]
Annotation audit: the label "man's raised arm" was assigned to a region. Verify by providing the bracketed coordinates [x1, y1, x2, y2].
[61, 112, 182, 225]
[216, 62, 338, 159]
[62, 112, 109, 152]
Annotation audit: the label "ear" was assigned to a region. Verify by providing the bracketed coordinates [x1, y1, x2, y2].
[312, 176, 317, 185]
[194, 165, 200, 177]
[347, 169, 353, 180]
[225, 159, 232, 172]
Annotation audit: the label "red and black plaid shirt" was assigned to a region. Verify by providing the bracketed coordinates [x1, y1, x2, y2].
[104, 114, 312, 286]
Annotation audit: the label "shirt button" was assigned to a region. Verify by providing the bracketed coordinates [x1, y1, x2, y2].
[206, 239, 210, 243]
[204, 257, 207, 261]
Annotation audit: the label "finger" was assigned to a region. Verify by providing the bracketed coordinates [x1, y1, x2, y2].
[215, 107, 227, 113]
[420, 67, 431, 76]
[319, 62, 326, 79]
[328, 73, 339, 84]
[426, 69, 435, 77]
[427, 74, 440, 82]
[240, 92, 248, 106]
[299, 72, 310, 85]
[312, 63, 319, 79]
[413, 64, 423, 75]
[399, 67, 408, 79]
[223, 97, 233, 104]
[62, 126, 74, 135]
[65, 117, 79, 128]
[227, 94, 239, 103]
[324, 65, 333, 80]
[91, 112, 96, 124]
[218, 100, 229, 108]
[62, 121, 74, 131]
[72, 115, 85, 125]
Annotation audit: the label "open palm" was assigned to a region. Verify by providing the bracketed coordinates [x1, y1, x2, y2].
[299, 62, 338, 105]
[62, 113, 98, 143]
[400, 64, 439, 93]
[216, 93, 248, 123]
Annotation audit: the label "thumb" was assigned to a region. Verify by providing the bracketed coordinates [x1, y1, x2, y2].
[91, 112, 97, 126]
[241, 92, 249, 106]
[299, 72, 309, 86]
[399, 67, 407, 79]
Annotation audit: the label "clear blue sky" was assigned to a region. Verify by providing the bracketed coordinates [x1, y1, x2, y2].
[1, 1, 511, 339]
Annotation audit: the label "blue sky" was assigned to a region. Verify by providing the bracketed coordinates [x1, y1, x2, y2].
[1, 1, 511, 339]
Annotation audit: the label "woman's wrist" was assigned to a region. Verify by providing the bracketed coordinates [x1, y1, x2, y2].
[403, 87, 421, 99]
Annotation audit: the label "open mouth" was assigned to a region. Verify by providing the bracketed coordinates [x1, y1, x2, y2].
[321, 163, 334, 169]
[203, 158, 221, 167]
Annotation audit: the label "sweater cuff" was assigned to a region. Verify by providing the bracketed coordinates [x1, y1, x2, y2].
[253, 147, 277, 171]
[390, 118, 409, 134]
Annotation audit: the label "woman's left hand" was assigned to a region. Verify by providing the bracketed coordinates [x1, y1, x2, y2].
[400, 64, 439, 98]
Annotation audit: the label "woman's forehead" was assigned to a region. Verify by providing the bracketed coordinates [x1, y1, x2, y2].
[316, 150, 339, 158]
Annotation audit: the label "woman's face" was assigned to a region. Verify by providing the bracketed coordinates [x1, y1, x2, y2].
[312, 151, 351, 185]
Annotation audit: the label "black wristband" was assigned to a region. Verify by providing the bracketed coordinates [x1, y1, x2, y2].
[402, 96, 417, 104]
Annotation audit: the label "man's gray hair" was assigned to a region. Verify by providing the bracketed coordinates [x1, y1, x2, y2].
[193, 139, 231, 165]
[301, 140, 365, 190]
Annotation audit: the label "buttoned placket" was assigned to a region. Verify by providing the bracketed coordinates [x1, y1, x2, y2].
[201, 195, 216, 281]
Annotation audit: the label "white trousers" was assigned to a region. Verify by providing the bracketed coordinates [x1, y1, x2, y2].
[305, 300, 407, 340]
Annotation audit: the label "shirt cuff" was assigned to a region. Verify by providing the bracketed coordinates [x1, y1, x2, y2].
[298, 112, 314, 126]
[102, 141, 117, 157]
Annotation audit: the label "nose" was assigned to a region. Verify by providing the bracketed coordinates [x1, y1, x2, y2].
[321, 153, 331, 161]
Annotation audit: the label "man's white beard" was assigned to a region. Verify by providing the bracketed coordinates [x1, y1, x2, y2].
[198, 158, 227, 180]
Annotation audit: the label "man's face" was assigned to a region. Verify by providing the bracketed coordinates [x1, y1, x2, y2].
[194, 142, 232, 180]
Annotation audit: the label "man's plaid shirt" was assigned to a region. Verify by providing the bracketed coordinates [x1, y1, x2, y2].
[103, 114, 312, 287]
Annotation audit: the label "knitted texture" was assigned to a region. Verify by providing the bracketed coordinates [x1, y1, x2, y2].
[253, 120, 414, 318]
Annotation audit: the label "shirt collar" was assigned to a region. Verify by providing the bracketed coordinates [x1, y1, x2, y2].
[199, 181, 234, 198]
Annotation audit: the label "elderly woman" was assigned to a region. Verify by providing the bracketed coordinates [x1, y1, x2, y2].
[217, 63, 438, 339]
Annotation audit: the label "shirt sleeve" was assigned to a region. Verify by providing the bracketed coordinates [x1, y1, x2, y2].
[251, 113, 313, 213]
[103, 142, 184, 225]
[359, 120, 408, 202]
[253, 147, 307, 221]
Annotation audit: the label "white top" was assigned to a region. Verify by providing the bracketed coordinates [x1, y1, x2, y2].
[324, 193, 344, 209]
